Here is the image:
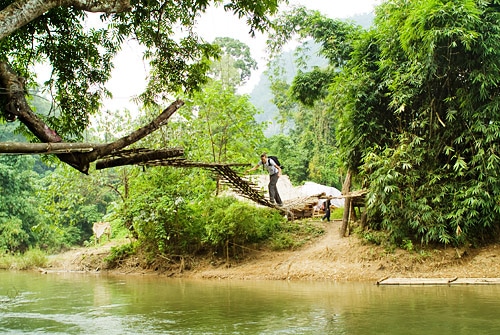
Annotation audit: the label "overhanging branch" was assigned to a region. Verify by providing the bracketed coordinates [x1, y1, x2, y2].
[0, 0, 132, 40]
[95, 148, 185, 170]
[0, 142, 106, 154]
[1, 59, 185, 173]
[87, 99, 184, 162]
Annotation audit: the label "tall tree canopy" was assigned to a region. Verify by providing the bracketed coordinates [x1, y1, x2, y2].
[0, 0, 283, 144]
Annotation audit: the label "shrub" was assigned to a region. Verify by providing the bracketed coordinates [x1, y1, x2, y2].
[0, 217, 30, 253]
[105, 242, 137, 268]
[270, 220, 325, 250]
[203, 197, 286, 253]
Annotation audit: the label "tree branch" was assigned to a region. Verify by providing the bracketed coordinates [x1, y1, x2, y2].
[88, 99, 185, 161]
[0, 0, 131, 40]
[95, 148, 185, 170]
[0, 142, 106, 154]
[70, 0, 131, 12]
[1, 60, 185, 174]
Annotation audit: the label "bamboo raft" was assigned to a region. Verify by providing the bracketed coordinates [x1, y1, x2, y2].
[377, 277, 500, 285]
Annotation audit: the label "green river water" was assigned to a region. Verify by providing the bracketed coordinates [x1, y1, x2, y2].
[1, 271, 499, 334]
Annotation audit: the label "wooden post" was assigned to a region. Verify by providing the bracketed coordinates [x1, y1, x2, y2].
[360, 211, 367, 229]
[340, 170, 352, 237]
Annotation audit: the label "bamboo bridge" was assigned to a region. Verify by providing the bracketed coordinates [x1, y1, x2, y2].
[124, 156, 299, 218]
[1, 145, 365, 221]
[125, 156, 365, 221]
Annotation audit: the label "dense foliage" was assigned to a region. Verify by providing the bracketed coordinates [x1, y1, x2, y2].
[339, 0, 500, 246]
[4, 0, 500, 260]
[125, 170, 285, 257]
[0, 155, 40, 252]
[269, 0, 500, 246]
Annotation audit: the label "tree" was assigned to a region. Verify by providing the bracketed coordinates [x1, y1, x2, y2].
[124, 37, 264, 166]
[267, 6, 362, 70]
[0, 155, 41, 252]
[210, 37, 258, 89]
[0, 0, 283, 171]
[38, 164, 114, 246]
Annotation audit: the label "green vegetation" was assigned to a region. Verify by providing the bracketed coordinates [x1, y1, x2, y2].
[2, 0, 500, 269]
[1, 0, 286, 265]
[267, 0, 500, 247]
[342, 0, 500, 247]
[0, 0, 280, 138]
[330, 208, 344, 221]
[270, 220, 325, 251]
[0, 248, 48, 270]
[104, 242, 138, 269]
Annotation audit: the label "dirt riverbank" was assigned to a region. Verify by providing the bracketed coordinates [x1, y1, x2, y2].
[46, 219, 500, 282]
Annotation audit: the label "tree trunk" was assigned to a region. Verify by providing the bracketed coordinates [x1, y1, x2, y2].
[0, 62, 62, 143]
[360, 211, 367, 229]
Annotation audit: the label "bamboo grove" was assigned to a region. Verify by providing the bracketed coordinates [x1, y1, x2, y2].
[269, 0, 500, 246]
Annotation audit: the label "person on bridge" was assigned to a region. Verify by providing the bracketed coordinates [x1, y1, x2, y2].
[246, 153, 283, 206]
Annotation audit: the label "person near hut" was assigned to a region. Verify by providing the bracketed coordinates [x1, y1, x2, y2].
[322, 198, 331, 222]
[246, 153, 283, 206]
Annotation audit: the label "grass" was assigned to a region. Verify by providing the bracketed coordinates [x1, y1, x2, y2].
[0, 248, 48, 270]
[330, 207, 344, 220]
[269, 219, 325, 250]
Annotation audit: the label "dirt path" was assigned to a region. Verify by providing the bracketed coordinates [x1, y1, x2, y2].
[187, 220, 500, 281]
[46, 220, 500, 282]
[189, 220, 359, 280]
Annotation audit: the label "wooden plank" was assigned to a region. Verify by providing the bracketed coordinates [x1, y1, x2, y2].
[377, 277, 456, 285]
[453, 278, 500, 285]
[377, 277, 500, 285]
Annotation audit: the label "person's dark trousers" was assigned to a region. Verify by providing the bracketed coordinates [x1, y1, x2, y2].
[322, 207, 331, 221]
[268, 173, 283, 205]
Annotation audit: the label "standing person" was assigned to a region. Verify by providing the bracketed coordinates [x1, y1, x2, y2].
[322, 198, 331, 222]
[246, 153, 283, 206]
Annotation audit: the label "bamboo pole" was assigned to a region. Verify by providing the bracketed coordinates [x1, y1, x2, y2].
[0, 142, 106, 154]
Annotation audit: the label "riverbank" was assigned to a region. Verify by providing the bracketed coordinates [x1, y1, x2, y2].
[45, 219, 500, 282]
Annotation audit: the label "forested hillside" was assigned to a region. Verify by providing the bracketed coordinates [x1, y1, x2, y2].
[250, 13, 373, 136]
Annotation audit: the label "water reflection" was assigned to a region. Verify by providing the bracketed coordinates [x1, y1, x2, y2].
[1, 271, 500, 334]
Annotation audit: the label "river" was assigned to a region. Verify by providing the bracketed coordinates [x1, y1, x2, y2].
[1, 271, 500, 334]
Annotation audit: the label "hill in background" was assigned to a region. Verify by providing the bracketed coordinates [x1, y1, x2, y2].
[250, 12, 374, 136]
